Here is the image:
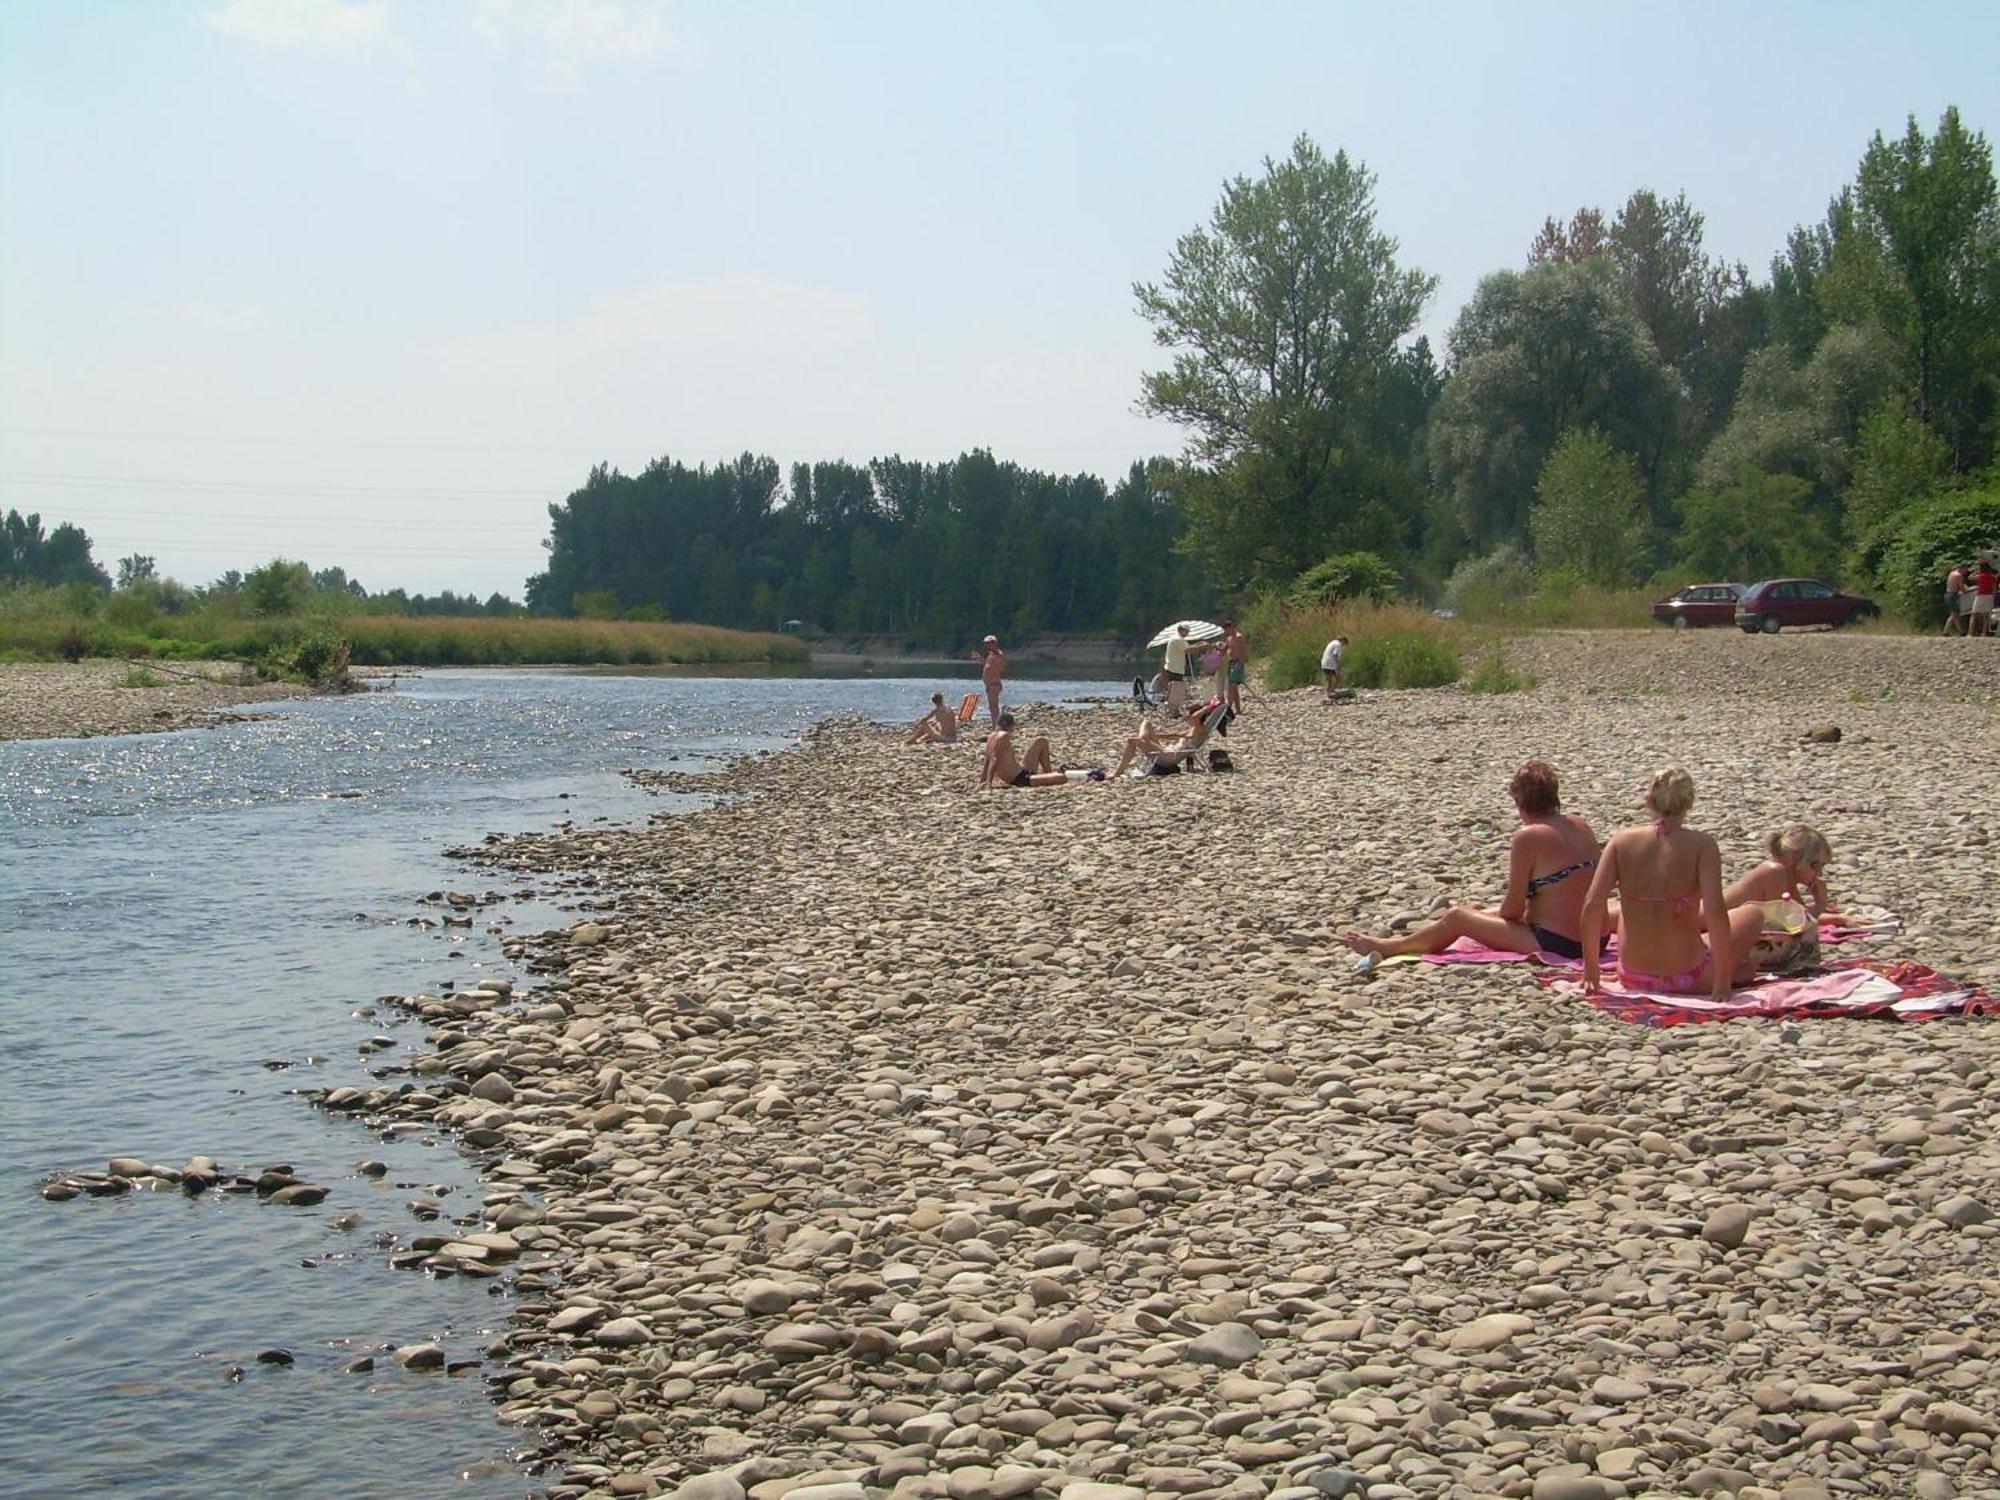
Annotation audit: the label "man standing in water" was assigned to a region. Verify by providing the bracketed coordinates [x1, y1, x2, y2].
[1221, 619, 1249, 715]
[970, 635, 1009, 725]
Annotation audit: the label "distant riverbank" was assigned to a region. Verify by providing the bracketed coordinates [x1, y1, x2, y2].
[807, 632, 1139, 669]
[0, 660, 318, 741]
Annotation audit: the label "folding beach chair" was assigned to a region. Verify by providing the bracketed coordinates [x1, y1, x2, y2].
[956, 693, 980, 725]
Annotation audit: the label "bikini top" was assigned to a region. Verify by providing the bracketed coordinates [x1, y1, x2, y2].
[1622, 818, 1701, 914]
[1525, 858, 1593, 898]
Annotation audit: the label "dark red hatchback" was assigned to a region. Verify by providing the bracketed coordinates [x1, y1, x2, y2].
[1735, 578, 1881, 633]
[1652, 582, 1744, 628]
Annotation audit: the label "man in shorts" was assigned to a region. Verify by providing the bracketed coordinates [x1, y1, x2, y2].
[980, 712, 1070, 788]
[1161, 624, 1191, 719]
[1221, 620, 1249, 714]
[1944, 563, 1967, 636]
[905, 691, 959, 744]
[1320, 635, 1346, 701]
[969, 635, 1008, 725]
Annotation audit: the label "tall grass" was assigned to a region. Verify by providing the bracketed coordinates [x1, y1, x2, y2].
[1260, 601, 1463, 690]
[0, 599, 808, 668]
[1451, 583, 1656, 629]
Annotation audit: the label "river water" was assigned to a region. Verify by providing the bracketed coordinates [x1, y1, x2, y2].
[0, 669, 1127, 1500]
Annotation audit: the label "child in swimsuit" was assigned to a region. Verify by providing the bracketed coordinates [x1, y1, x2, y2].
[1722, 824, 1847, 977]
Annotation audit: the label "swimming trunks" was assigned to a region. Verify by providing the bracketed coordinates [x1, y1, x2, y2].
[1227, 662, 1246, 684]
[1617, 953, 1711, 994]
[1526, 859, 1593, 898]
[1010, 769, 1032, 787]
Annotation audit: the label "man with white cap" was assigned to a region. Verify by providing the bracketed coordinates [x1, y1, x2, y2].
[969, 635, 1009, 725]
[1161, 623, 1191, 719]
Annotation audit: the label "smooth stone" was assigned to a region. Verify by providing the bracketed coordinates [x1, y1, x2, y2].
[1183, 1322, 1263, 1367]
[394, 1343, 445, 1370]
[736, 1279, 796, 1316]
[667, 1476, 747, 1500]
[595, 1317, 651, 1347]
[1449, 1313, 1533, 1352]
[1703, 1203, 1754, 1248]
[1531, 1475, 1613, 1500]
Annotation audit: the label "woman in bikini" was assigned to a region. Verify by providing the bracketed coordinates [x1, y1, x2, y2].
[1343, 761, 1604, 966]
[1579, 768, 1761, 998]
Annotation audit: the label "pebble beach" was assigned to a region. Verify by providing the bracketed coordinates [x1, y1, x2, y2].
[135, 634, 2000, 1497]
[0, 660, 314, 741]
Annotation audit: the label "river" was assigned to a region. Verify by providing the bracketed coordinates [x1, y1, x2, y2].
[0, 669, 1128, 1500]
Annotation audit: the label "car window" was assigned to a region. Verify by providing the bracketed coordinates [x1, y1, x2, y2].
[1802, 581, 1831, 598]
[1692, 587, 1713, 601]
[1766, 582, 1793, 599]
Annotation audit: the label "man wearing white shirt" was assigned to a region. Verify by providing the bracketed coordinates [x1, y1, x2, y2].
[1162, 624, 1191, 718]
[1320, 635, 1346, 701]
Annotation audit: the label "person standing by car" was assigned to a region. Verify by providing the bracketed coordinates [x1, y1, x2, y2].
[1944, 563, 1967, 636]
[1973, 555, 1998, 638]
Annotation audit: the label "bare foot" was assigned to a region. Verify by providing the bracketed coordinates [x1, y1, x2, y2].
[1343, 932, 1385, 958]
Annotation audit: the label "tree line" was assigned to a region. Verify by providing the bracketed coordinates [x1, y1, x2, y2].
[529, 106, 1997, 634]
[10, 107, 1993, 637]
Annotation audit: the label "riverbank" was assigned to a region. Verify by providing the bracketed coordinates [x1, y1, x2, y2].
[808, 634, 1137, 670]
[343, 631, 1995, 1500]
[0, 659, 318, 741]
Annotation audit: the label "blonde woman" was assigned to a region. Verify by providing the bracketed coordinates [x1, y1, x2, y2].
[1579, 769, 1761, 998]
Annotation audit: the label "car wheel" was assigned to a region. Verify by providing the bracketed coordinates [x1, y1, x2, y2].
[1759, 614, 1782, 634]
[1670, 612, 1690, 631]
[1847, 608, 1870, 627]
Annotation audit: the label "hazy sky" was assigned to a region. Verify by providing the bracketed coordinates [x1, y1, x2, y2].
[2, 1, 1995, 597]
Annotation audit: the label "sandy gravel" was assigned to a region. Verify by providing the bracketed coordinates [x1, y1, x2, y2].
[0, 659, 314, 741]
[320, 630, 1996, 1500]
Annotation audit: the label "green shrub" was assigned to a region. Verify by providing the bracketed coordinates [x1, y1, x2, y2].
[1444, 545, 1534, 618]
[1287, 550, 1399, 608]
[1465, 649, 1536, 694]
[119, 666, 166, 688]
[1869, 486, 2000, 625]
[1261, 601, 1462, 691]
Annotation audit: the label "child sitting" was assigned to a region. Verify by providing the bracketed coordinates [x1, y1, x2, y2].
[1722, 824, 1850, 977]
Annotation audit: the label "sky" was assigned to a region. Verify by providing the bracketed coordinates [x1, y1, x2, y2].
[2, 1, 1996, 598]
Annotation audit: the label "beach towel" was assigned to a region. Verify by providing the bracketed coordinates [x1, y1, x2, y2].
[1541, 958, 1992, 1027]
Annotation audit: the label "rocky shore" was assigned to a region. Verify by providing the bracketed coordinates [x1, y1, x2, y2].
[0, 659, 315, 741]
[334, 631, 1995, 1500]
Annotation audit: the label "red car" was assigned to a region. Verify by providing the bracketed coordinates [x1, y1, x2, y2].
[1652, 582, 1744, 629]
[1735, 578, 1881, 633]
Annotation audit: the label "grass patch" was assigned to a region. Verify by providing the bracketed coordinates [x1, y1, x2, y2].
[1464, 650, 1537, 694]
[1261, 601, 1463, 691]
[0, 606, 809, 669]
[1452, 583, 1655, 630]
[118, 666, 167, 688]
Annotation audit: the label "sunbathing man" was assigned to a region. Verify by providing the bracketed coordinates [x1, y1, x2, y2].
[980, 712, 1071, 788]
[905, 692, 960, 745]
[1109, 697, 1224, 778]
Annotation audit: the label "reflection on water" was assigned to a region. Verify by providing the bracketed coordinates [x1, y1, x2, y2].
[0, 670, 1124, 1499]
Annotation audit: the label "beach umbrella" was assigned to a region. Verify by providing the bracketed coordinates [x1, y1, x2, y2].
[1146, 619, 1224, 648]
